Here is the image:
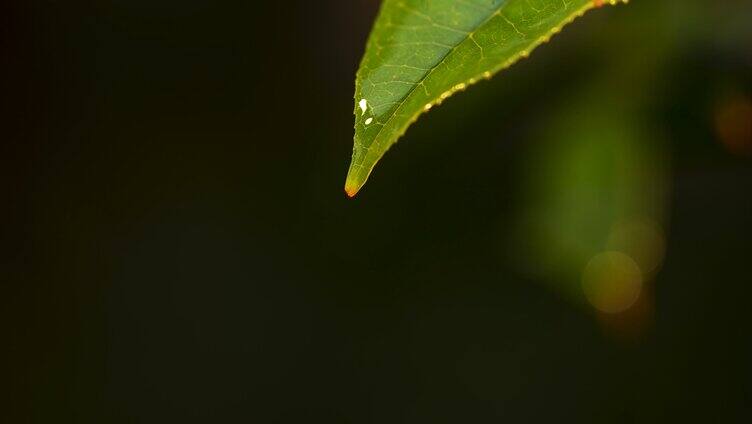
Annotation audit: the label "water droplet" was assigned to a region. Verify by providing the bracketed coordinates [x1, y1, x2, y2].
[358, 99, 368, 115]
[424, 103, 433, 111]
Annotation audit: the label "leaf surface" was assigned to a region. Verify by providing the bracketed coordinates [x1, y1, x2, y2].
[345, 0, 626, 196]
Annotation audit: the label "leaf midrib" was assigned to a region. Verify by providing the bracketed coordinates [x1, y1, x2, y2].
[363, 0, 514, 150]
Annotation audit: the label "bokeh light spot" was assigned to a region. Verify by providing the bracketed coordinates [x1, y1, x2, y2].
[582, 251, 642, 314]
[714, 94, 752, 156]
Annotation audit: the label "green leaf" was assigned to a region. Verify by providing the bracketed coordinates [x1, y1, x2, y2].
[345, 0, 627, 197]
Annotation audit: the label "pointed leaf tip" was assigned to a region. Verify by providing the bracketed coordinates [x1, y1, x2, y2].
[344, 184, 359, 198]
[344, 168, 364, 198]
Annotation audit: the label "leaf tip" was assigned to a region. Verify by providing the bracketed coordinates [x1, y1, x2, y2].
[344, 172, 363, 198]
[344, 143, 373, 197]
[344, 183, 359, 198]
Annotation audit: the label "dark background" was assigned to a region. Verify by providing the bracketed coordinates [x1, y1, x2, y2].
[3, 0, 751, 422]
